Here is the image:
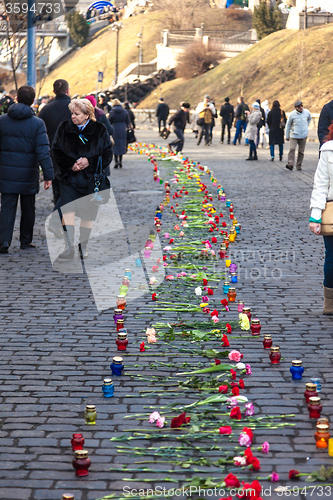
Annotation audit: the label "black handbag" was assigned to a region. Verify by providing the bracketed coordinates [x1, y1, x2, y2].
[91, 156, 111, 205]
[160, 127, 170, 140]
[126, 128, 136, 144]
[197, 117, 205, 126]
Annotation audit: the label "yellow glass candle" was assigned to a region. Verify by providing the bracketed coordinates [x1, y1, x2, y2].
[225, 259, 231, 267]
[329, 438, 333, 456]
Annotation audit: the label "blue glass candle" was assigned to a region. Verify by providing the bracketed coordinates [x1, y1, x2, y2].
[223, 281, 230, 294]
[111, 356, 124, 376]
[135, 258, 142, 267]
[102, 378, 114, 398]
[226, 200, 231, 208]
[290, 360, 304, 380]
[311, 377, 322, 392]
[235, 224, 240, 234]
[230, 272, 238, 283]
[124, 268, 132, 279]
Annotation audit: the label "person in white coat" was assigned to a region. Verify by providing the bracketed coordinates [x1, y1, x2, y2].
[244, 102, 262, 160]
[259, 99, 270, 149]
[309, 124, 333, 314]
[285, 100, 311, 171]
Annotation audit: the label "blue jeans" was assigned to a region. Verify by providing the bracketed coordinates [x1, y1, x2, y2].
[169, 128, 184, 152]
[324, 236, 333, 288]
[233, 119, 247, 144]
[270, 144, 283, 159]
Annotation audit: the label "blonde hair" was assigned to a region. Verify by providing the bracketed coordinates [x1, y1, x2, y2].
[69, 98, 96, 121]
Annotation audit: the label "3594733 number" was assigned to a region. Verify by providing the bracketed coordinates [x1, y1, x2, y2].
[277, 486, 332, 496]
[5, 3, 61, 15]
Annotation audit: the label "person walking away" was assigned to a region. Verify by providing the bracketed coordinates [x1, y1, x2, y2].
[244, 102, 261, 160]
[318, 97, 333, 147]
[209, 100, 217, 144]
[255, 99, 265, 147]
[267, 100, 286, 161]
[39, 79, 71, 206]
[220, 97, 234, 144]
[52, 99, 112, 259]
[109, 99, 130, 168]
[167, 102, 190, 153]
[259, 100, 270, 148]
[285, 100, 311, 171]
[196, 95, 215, 146]
[0, 85, 53, 254]
[156, 98, 169, 134]
[232, 96, 249, 145]
[309, 123, 333, 314]
[0, 89, 16, 115]
[123, 101, 135, 130]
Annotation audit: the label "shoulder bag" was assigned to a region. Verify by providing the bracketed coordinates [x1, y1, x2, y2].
[90, 156, 111, 205]
[320, 201, 333, 236]
[279, 110, 286, 129]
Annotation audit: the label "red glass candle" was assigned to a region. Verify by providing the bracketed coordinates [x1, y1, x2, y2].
[71, 433, 84, 451]
[308, 397, 322, 419]
[116, 332, 128, 351]
[223, 238, 229, 249]
[230, 211, 234, 220]
[263, 335, 272, 349]
[72, 450, 91, 477]
[269, 346, 281, 364]
[122, 276, 130, 287]
[304, 383, 318, 403]
[116, 319, 124, 332]
[242, 307, 252, 321]
[250, 319, 261, 336]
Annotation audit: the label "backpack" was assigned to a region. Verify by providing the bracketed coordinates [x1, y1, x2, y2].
[240, 103, 249, 121]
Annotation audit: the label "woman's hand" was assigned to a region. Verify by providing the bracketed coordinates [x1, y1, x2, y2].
[72, 157, 89, 171]
[309, 222, 321, 235]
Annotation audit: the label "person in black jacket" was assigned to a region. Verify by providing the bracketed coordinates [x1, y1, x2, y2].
[0, 85, 53, 254]
[0, 89, 16, 115]
[219, 97, 234, 144]
[167, 102, 190, 152]
[267, 100, 286, 161]
[156, 98, 169, 134]
[39, 79, 71, 205]
[52, 99, 112, 260]
[318, 99, 333, 146]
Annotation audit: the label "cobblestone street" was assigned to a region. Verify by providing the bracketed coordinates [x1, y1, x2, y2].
[0, 127, 332, 500]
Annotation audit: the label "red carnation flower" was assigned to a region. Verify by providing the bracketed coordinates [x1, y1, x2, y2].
[207, 288, 214, 295]
[219, 425, 232, 434]
[249, 457, 261, 471]
[239, 379, 245, 389]
[226, 323, 232, 333]
[169, 238, 174, 244]
[152, 293, 157, 301]
[230, 382, 238, 388]
[221, 334, 229, 347]
[214, 216, 219, 223]
[202, 307, 210, 314]
[224, 473, 240, 488]
[242, 427, 254, 441]
[230, 406, 242, 420]
[289, 469, 300, 479]
[210, 309, 219, 317]
[215, 359, 221, 365]
[211, 237, 217, 243]
[218, 385, 229, 393]
[209, 227, 214, 232]
[140, 342, 145, 352]
[203, 278, 208, 286]
[170, 412, 191, 428]
[162, 255, 167, 261]
[222, 222, 227, 227]
[230, 369, 237, 379]
[221, 299, 228, 307]
[232, 386, 240, 396]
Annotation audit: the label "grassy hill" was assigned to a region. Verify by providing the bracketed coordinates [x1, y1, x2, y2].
[138, 23, 333, 113]
[39, 11, 164, 96]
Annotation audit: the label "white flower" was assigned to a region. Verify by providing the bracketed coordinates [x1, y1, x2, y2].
[235, 362, 246, 370]
[195, 287, 202, 296]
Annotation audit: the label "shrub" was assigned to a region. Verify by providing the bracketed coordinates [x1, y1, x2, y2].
[253, 2, 283, 40]
[67, 11, 90, 47]
[176, 41, 222, 80]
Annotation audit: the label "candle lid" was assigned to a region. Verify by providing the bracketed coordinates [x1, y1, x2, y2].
[117, 332, 127, 340]
[113, 356, 123, 364]
[317, 417, 330, 427]
[238, 300, 244, 305]
[103, 378, 113, 385]
[251, 318, 260, 324]
[292, 360, 302, 366]
[117, 295, 126, 300]
[85, 405, 96, 411]
[74, 450, 88, 459]
[220, 243, 226, 250]
[114, 308, 123, 314]
[230, 272, 237, 276]
[316, 423, 329, 431]
[228, 287, 236, 293]
[306, 383, 317, 390]
[72, 433, 83, 438]
[224, 281, 230, 286]
[270, 346, 280, 352]
[263, 334, 272, 339]
[242, 307, 251, 313]
[309, 396, 321, 404]
[62, 495, 75, 500]
[125, 268, 131, 272]
[117, 318, 124, 323]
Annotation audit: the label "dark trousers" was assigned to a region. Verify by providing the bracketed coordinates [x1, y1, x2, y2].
[158, 118, 167, 132]
[169, 128, 184, 152]
[249, 140, 257, 156]
[221, 121, 231, 143]
[323, 236, 333, 288]
[0, 192, 35, 247]
[198, 123, 210, 145]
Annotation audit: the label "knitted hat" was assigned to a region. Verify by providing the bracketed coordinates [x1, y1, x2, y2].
[85, 94, 96, 107]
[252, 102, 260, 108]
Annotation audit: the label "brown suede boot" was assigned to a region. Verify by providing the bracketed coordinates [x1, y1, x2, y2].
[323, 286, 333, 315]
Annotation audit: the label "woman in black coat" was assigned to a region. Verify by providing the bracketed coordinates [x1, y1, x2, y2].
[109, 99, 130, 168]
[52, 98, 112, 260]
[267, 100, 286, 162]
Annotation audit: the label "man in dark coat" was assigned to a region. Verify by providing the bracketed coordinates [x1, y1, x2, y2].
[0, 89, 16, 115]
[167, 102, 190, 152]
[232, 96, 249, 145]
[0, 86, 53, 254]
[39, 79, 71, 205]
[219, 97, 234, 144]
[156, 98, 169, 134]
[318, 99, 333, 146]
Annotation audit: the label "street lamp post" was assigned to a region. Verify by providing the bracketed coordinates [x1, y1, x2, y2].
[27, 0, 37, 87]
[135, 40, 141, 79]
[112, 22, 123, 86]
[136, 29, 143, 79]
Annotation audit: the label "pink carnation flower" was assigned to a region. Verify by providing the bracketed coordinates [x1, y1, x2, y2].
[270, 471, 279, 482]
[239, 433, 252, 447]
[261, 442, 270, 454]
[149, 411, 160, 423]
[233, 456, 247, 466]
[228, 350, 242, 362]
[212, 315, 219, 323]
[244, 403, 255, 416]
[156, 416, 165, 428]
[245, 364, 252, 374]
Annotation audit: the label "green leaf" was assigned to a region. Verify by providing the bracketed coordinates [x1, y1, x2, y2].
[177, 363, 234, 375]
